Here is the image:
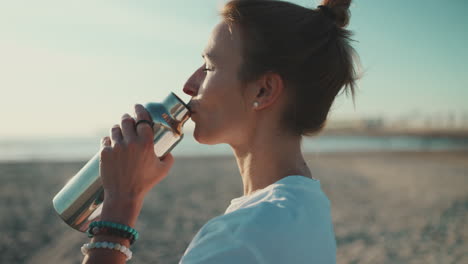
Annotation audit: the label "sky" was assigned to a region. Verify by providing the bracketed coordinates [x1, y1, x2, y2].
[1, 0, 467, 138]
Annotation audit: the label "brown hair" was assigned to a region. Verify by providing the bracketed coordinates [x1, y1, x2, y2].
[221, 0, 360, 136]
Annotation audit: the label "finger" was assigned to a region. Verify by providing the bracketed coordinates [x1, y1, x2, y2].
[121, 113, 137, 141]
[134, 104, 154, 140]
[110, 124, 123, 147]
[101, 136, 111, 148]
[100, 136, 112, 162]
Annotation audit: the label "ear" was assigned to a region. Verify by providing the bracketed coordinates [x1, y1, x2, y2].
[251, 72, 285, 110]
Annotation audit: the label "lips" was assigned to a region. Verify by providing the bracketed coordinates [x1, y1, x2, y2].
[187, 106, 194, 114]
[187, 100, 197, 114]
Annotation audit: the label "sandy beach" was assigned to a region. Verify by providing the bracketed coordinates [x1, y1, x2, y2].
[1, 151, 467, 264]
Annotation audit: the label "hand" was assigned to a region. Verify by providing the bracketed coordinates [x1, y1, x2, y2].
[100, 104, 174, 215]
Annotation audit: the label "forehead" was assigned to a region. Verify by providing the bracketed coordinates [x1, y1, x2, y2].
[204, 22, 242, 63]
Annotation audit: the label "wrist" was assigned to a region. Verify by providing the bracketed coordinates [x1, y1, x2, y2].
[101, 194, 144, 228]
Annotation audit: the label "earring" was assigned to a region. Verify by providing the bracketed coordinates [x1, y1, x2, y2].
[253, 101, 259, 108]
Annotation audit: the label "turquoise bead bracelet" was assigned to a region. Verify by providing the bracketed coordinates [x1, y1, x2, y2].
[89, 221, 139, 241]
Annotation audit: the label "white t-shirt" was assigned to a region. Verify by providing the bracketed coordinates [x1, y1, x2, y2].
[180, 175, 336, 264]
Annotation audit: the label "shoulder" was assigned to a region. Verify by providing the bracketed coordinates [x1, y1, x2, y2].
[183, 177, 336, 263]
[227, 176, 332, 225]
[228, 179, 333, 239]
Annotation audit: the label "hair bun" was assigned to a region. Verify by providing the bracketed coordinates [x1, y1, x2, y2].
[319, 0, 351, 28]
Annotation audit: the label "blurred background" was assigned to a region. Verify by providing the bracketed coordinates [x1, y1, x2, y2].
[1, 0, 467, 263]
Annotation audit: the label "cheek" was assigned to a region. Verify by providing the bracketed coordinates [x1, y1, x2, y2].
[194, 111, 245, 145]
[198, 72, 231, 108]
[210, 102, 248, 134]
[194, 95, 248, 144]
[191, 58, 250, 143]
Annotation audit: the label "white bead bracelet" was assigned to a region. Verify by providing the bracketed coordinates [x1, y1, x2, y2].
[81, 241, 132, 261]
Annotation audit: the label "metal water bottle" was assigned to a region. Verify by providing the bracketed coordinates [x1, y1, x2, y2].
[52, 92, 191, 232]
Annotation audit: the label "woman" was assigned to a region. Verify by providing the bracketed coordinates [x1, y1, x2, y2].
[82, 0, 358, 263]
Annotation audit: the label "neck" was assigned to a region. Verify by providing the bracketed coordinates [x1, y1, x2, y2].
[231, 129, 312, 196]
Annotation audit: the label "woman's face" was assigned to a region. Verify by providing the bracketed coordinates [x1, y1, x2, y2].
[183, 22, 252, 146]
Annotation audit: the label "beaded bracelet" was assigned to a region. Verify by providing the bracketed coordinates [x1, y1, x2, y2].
[88, 221, 139, 241]
[88, 226, 136, 245]
[81, 241, 132, 261]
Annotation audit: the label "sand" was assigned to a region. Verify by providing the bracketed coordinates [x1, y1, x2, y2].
[0, 151, 467, 264]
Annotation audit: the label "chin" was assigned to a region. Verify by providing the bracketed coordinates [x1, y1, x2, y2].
[193, 127, 220, 145]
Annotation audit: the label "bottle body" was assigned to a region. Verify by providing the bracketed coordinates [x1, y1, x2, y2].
[52, 92, 190, 232]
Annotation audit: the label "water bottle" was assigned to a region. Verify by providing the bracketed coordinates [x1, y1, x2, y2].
[52, 92, 191, 232]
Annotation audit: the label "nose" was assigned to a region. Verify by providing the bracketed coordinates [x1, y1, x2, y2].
[183, 66, 204, 96]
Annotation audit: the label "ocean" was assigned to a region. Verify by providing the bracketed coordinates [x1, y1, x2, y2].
[1, 134, 467, 162]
